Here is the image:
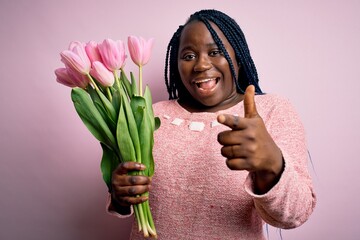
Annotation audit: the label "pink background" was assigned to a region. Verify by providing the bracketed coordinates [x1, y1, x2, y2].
[1, 0, 359, 239]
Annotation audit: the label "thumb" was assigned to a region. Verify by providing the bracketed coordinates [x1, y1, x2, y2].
[244, 85, 259, 118]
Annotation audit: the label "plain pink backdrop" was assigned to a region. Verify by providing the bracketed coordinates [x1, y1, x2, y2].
[1, 0, 359, 239]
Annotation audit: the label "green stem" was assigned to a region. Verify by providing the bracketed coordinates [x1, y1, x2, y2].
[87, 74, 100, 91]
[137, 202, 149, 237]
[139, 192, 157, 238]
[134, 205, 142, 232]
[146, 221, 156, 237]
[106, 87, 112, 102]
[114, 70, 121, 92]
[139, 65, 143, 97]
[145, 199, 156, 233]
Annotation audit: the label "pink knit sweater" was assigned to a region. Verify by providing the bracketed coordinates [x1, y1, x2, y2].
[115, 94, 316, 240]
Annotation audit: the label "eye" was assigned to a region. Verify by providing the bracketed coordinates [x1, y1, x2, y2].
[209, 49, 223, 57]
[181, 53, 196, 61]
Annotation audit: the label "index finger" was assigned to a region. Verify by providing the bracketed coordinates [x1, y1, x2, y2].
[217, 114, 246, 130]
[113, 162, 146, 175]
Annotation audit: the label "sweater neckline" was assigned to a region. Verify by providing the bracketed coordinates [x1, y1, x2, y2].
[173, 99, 244, 117]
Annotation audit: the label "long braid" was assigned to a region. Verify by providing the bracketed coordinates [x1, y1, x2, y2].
[164, 25, 184, 99]
[200, 10, 263, 94]
[164, 9, 263, 100]
[200, 17, 243, 93]
[164, 38, 173, 98]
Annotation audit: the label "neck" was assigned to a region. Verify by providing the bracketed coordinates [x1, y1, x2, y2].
[178, 93, 244, 113]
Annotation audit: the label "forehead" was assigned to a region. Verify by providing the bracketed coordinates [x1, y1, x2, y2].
[179, 20, 228, 47]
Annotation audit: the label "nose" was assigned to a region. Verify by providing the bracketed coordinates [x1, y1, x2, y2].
[193, 55, 212, 72]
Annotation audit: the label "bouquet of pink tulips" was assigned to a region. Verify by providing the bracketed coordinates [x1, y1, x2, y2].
[55, 37, 160, 238]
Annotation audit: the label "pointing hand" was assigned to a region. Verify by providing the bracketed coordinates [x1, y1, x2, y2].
[217, 85, 283, 192]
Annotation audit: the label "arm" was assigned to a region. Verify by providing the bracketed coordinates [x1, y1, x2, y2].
[217, 85, 316, 228]
[244, 96, 316, 228]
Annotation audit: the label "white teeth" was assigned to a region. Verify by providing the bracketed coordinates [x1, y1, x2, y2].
[194, 78, 216, 84]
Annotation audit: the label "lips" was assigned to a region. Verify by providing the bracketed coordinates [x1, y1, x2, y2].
[193, 78, 219, 91]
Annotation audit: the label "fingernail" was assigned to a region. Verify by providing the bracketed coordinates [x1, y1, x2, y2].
[217, 115, 225, 123]
[137, 164, 146, 170]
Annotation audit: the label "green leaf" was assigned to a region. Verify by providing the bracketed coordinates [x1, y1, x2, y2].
[93, 101, 116, 132]
[120, 70, 132, 97]
[113, 77, 121, 92]
[119, 85, 142, 163]
[143, 86, 160, 130]
[109, 86, 116, 95]
[154, 117, 161, 131]
[130, 72, 138, 96]
[88, 86, 116, 132]
[100, 143, 120, 190]
[116, 96, 136, 162]
[71, 88, 116, 150]
[95, 88, 117, 123]
[143, 86, 155, 130]
[133, 86, 159, 176]
[130, 92, 155, 176]
[111, 89, 121, 116]
[91, 76, 107, 93]
[130, 96, 146, 130]
[139, 108, 155, 176]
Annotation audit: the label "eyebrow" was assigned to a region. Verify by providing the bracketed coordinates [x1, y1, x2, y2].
[179, 42, 219, 52]
[205, 42, 218, 48]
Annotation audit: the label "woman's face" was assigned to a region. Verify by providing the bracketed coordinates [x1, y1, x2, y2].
[177, 20, 242, 112]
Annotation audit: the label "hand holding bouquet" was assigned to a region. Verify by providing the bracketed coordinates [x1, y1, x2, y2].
[55, 37, 160, 238]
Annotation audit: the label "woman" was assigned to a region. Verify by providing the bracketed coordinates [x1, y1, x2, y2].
[109, 9, 316, 239]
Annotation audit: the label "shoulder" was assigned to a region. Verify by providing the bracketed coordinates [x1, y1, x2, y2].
[255, 93, 292, 107]
[153, 100, 179, 115]
[254, 93, 300, 120]
[255, 93, 295, 112]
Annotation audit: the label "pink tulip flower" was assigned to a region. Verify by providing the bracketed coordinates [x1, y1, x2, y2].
[55, 68, 77, 88]
[98, 39, 126, 71]
[55, 67, 89, 89]
[90, 61, 115, 87]
[85, 41, 103, 65]
[127, 36, 154, 67]
[67, 67, 90, 88]
[60, 41, 91, 75]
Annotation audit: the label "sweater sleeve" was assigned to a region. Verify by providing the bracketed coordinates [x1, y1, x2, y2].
[106, 194, 134, 218]
[244, 96, 316, 229]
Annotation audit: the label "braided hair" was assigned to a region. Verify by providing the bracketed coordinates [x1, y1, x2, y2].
[164, 9, 263, 100]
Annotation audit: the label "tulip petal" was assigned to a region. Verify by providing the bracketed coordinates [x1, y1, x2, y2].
[55, 68, 77, 88]
[98, 39, 126, 71]
[60, 41, 91, 75]
[142, 38, 154, 66]
[90, 61, 115, 87]
[55, 67, 89, 89]
[85, 41, 102, 64]
[128, 36, 154, 67]
[67, 67, 89, 89]
[128, 36, 142, 66]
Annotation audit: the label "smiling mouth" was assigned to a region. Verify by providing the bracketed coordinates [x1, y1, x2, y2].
[194, 78, 219, 90]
